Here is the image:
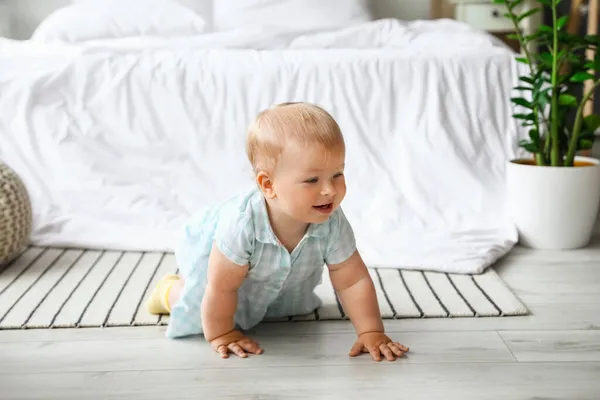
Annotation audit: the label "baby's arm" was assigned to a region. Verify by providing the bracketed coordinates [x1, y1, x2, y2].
[202, 243, 247, 339]
[328, 250, 383, 334]
[201, 243, 262, 358]
[328, 251, 409, 361]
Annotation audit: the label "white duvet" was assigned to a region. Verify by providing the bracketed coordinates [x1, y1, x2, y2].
[0, 19, 529, 274]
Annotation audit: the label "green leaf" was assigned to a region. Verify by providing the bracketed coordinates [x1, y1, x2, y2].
[535, 90, 551, 109]
[517, 7, 540, 22]
[509, 0, 524, 9]
[536, 73, 550, 87]
[556, 15, 568, 30]
[537, 0, 551, 6]
[524, 32, 545, 42]
[491, 0, 507, 5]
[515, 57, 529, 64]
[514, 86, 533, 91]
[512, 97, 533, 108]
[529, 129, 540, 142]
[584, 115, 600, 132]
[539, 24, 553, 33]
[585, 34, 600, 45]
[520, 76, 535, 84]
[559, 94, 578, 107]
[539, 52, 554, 66]
[578, 139, 594, 150]
[507, 33, 520, 40]
[579, 131, 596, 140]
[519, 139, 539, 153]
[513, 113, 535, 120]
[563, 52, 584, 65]
[570, 72, 595, 83]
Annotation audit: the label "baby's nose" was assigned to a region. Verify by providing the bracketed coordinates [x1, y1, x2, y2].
[321, 182, 336, 196]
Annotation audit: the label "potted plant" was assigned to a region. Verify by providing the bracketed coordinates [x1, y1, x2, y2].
[496, 0, 600, 249]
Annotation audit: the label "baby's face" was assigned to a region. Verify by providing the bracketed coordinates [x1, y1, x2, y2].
[271, 140, 346, 224]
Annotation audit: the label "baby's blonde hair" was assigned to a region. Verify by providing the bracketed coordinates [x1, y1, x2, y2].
[246, 102, 344, 173]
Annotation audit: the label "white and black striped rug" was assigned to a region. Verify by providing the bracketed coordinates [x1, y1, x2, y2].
[0, 247, 528, 329]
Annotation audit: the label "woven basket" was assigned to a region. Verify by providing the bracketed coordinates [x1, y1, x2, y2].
[0, 162, 32, 266]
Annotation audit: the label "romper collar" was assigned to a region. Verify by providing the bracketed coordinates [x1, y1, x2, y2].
[250, 189, 329, 245]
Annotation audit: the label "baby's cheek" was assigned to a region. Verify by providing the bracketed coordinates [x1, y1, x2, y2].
[335, 180, 347, 196]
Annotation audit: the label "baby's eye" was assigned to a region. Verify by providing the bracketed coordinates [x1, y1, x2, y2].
[304, 177, 319, 184]
[333, 172, 344, 178]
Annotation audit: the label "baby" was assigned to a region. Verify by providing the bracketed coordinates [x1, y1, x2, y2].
[147, 102, 409, 362]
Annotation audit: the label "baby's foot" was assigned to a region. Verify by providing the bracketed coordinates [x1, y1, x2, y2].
[146, 274, 180, 315]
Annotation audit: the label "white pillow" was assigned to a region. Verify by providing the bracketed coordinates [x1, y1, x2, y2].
[213, 0, 374, 32]
[32, 0, 208, 43]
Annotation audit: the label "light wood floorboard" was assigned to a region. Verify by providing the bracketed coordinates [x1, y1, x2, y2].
[1, 363, 599, 400]
[0, 331, 516, 375]
[499, 330, 600, 362]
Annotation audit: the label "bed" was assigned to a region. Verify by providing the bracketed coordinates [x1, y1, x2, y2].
[0, 0, 530, 274]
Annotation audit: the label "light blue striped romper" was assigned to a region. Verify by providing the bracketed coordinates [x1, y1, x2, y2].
[166, 188, 357, 338]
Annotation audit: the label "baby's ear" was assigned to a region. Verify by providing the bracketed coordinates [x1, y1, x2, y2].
[256, 171, 276, 199]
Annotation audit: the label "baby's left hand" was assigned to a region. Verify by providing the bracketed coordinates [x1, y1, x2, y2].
[349, 331, 409, 362]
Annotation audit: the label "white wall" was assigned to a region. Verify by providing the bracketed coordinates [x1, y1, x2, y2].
[2, 0, 432, 39]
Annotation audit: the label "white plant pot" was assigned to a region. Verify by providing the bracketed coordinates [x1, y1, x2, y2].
[506, 156, 600, 250]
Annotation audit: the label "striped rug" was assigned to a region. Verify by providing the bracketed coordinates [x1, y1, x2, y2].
[0, 247, 528, 329]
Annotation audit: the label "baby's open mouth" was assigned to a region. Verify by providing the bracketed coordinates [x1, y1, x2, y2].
[313, 203, 333, 214]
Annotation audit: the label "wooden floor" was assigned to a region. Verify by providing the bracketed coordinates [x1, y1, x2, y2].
[2, 143, 600, 399]
[1, 230, 599, 400]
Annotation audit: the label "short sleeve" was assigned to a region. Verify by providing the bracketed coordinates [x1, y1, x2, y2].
[324, 208, 357, 265]
[214, 210, 254, 266]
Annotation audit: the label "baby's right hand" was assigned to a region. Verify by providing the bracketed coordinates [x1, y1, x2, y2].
[209, 329, 264, 359]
